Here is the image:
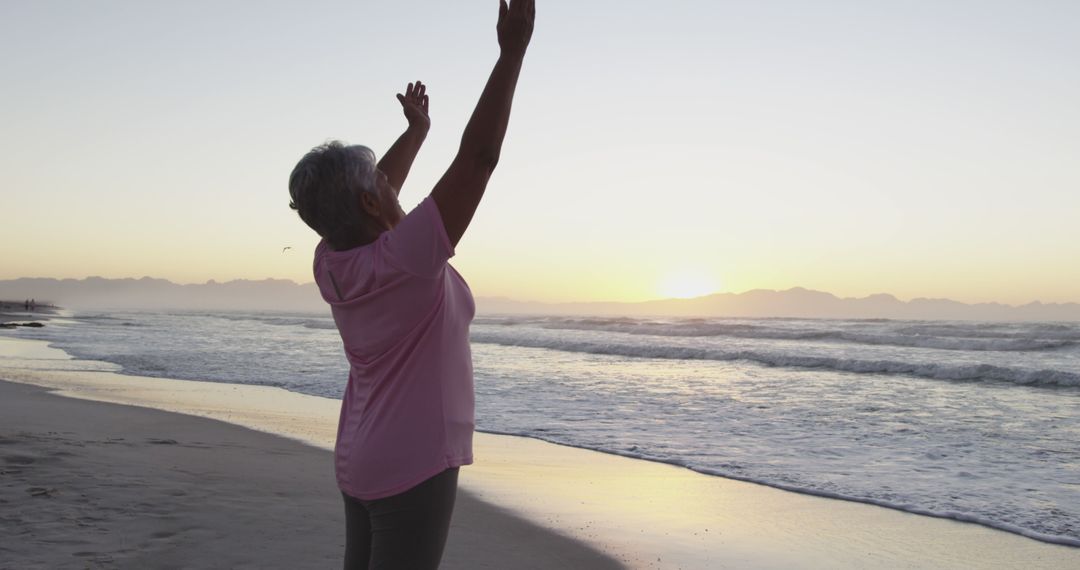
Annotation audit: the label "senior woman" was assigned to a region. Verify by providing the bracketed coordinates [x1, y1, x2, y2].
[287, 1, 534, 569]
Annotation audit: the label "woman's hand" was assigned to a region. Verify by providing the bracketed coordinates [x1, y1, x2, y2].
[396, 81, 430, 132]
[379, 81, 431, 195]
[497, 0, 535, 59]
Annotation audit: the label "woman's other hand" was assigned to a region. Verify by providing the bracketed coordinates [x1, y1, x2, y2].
[396, 81, 430, 132]
[497, 0, 535, 58]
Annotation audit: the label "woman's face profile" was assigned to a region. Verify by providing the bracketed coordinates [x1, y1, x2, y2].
[360, 169, 405, 231]
[374, 169, 405, 227]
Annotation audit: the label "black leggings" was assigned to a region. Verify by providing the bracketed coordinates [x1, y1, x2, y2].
[342, 467, 459, 570]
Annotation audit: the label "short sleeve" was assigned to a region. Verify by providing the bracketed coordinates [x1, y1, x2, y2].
[380, 196, 455, 278]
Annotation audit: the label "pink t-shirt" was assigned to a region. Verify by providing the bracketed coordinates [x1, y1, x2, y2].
[313, 196, 475, 500]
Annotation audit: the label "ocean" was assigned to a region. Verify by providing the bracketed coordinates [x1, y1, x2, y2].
[8, 310, 1080, 546]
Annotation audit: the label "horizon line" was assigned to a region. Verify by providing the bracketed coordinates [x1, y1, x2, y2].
[2, 275, 1077, 308]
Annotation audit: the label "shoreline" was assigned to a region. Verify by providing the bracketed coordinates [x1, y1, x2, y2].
[475, 428, 1080, 548]
[2, 335, 1079, 568]
[0, 301, 58, 327]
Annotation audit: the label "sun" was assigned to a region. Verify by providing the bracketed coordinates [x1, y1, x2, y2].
[658, 271, 721, 299]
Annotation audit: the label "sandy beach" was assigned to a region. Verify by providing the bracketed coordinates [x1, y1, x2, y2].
[2, 334, 1079, 569]
[0, 378, 619, 569]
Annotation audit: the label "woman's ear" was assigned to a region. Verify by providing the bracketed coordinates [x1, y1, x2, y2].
[359, 191, 380, 218]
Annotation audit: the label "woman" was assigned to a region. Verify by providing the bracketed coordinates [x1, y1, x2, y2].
[287, 1, 534, 568]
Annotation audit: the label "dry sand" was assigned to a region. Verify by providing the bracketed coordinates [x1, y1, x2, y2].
[0, 379, 620, 569]
[2, 335, 1079, 569]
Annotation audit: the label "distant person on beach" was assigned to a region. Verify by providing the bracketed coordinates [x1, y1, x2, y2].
[287, 1, 534, 568]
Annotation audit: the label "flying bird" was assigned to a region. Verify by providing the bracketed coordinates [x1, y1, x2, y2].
[282, 246, 292, 253]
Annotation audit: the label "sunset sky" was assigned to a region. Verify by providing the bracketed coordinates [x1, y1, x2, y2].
[2, 1, 1078, 304]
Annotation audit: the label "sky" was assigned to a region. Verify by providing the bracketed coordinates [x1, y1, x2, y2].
[2, 0, 1078, 305]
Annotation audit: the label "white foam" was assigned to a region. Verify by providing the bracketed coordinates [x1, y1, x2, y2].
[469, 331, 1080, 386]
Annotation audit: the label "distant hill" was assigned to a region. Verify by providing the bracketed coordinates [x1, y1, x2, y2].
[2, 277, 1078, 321]
[0, 277, 327, 312]
[478, 288, 1080, 321]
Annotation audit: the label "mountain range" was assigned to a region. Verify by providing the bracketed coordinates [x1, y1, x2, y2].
[2, 277, 1078, 321]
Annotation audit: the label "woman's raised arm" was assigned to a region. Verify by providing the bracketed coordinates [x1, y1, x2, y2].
[431, 0, 535, 248]
[377, 81, 431, 196]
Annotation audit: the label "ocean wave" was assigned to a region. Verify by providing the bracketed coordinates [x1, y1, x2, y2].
[76, 311, 337, 332]
[475, 428, 1080, 547]
[212, 313, 336, 330]
[473, 317, 1077, 352]
[469, 331, 1080, 387]
[818, 332, 1068, 352]
[75, 314, 128, 322]
[896, 323, 1080, 341]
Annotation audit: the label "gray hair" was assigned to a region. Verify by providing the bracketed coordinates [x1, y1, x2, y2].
[288, 141, 379, 250]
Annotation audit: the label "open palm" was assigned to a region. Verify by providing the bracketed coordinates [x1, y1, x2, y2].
[396, 81, 430, 131]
